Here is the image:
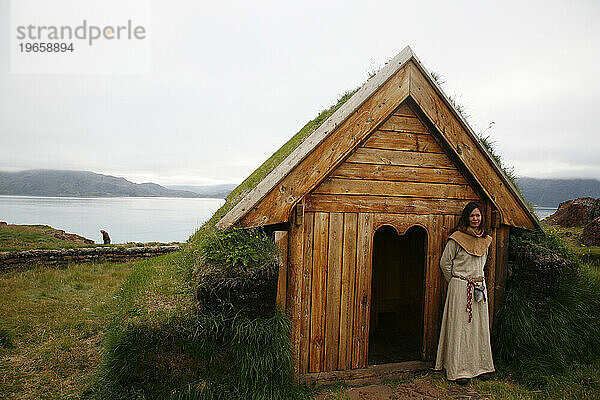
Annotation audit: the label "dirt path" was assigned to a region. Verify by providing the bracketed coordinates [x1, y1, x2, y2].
[315, 377, 487, 400]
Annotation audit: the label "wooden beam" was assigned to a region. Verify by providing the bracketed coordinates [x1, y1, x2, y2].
[422, 215, 443, 360]
[393, 102, 417, 117]
[330, 163, 468, 185]
[363, 130, 444, 153]
[493, 225, 510, 328]
[314, 178, 479, 200]
[274, 231, 288, 309]
[301, 360, 433, 387]
[310, 212, 329, 372]
[338, 213, 358, 370]
[485, 211, 497, 329]
[324, 213, 344, 371]
[306, 194, 479, 215]
[286, 222, 304, 373]
[347, 148, 455, 169]
[380, 115, 429, 133]
[352, 213, 374, 369]
[300, 212, 315, 373]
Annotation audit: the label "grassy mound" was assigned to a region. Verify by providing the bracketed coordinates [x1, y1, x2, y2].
[97, 244, 309, 399]
[0, 223, 92, 251]
[493, 229, 600, 388]
[194, 228, 280, 318]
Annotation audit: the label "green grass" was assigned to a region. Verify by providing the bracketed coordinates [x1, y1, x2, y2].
[0, 259, 133, 399]
[0, 224, 90, 251]
[0, 223, 181, 252]
[542, 221, 600, 268]
[492, 226, 600, 392]
[96, 250, 309, 400]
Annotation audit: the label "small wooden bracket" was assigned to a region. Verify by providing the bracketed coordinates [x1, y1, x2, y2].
[295, 200, 305, 226]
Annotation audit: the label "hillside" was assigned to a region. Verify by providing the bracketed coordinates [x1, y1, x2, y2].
[166, 184, 236, 198]
[517, 177, 600, 207]
[0, 170, 201, 198]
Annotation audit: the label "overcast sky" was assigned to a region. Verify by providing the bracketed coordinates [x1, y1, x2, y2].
[1, 0, 598, 186]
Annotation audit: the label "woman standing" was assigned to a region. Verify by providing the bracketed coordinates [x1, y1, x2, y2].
[434, 202, 494, 385]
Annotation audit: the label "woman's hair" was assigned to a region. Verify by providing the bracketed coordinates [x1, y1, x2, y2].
[451, 201, 487, 235]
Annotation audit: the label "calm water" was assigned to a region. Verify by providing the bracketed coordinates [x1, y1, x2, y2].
[533, 206, 558, 220]
[0, 195, 557, 244]
[0, 195, 224, 244]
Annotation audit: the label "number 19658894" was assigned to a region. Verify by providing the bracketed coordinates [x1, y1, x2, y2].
[19, 43, 74, 52]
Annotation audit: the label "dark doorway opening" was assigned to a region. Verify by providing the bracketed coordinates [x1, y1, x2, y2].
[368, 225, 427, 365]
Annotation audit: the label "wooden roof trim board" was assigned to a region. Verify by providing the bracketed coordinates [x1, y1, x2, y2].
[217, 46, 541, 231]
[405, 58, 541, 230]
[216, 46, 414, 229]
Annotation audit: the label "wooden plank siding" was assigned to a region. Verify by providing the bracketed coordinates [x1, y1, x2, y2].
[275, 231, 288, 309]
[309, 212, 329, 372]
[352, 213, 374, 368]
[286, 219, 304, 374]
[338, 213, 358, 370]
[330, 163, 467, 184]
[324, 213, 344, 370]
[306, 195, 477, 215]
[493, 225, 510, 328]
[291, 209, 502, 374]
[363, 130, 444, 153]
[484, 202, 497, 330]
[299, 212, 315, 373]
[347, 148, 456, 169]
[314, 178, 478, 200]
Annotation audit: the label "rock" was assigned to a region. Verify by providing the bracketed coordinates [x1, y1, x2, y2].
[546, 197, 600, 227]
[50, 229, 95, 245]
[583, 217, 600, 246]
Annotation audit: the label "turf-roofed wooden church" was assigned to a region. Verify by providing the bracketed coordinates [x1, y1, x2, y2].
[217, 46, 540, 377]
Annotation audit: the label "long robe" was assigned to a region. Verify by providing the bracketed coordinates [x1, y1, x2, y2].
[434, 238, 495, 380]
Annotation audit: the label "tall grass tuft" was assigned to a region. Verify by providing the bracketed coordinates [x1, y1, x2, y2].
[493, 230, 600, 389]
[0, 322, 14, 349]
[96, 250, 309, 399]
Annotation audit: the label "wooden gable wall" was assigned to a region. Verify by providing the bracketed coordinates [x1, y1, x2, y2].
[306, 101, 481, 214]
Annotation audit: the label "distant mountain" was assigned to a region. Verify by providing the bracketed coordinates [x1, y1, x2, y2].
[166, 184, 236, 199]
[516, 177, 600, 207]
[0, 170, 202, 198]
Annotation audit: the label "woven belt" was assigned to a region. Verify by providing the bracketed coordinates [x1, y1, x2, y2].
[452, 274, 484, 323]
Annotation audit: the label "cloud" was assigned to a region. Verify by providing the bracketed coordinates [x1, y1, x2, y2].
[1, 0, 599, 184]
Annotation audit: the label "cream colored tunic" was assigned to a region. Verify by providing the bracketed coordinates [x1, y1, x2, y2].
[434, 239, 495, 380]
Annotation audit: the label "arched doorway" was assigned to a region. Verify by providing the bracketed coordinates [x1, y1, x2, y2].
[368, 225, 427, 364]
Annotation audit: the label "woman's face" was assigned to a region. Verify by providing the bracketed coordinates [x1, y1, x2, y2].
[468, 208, 482, 229]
